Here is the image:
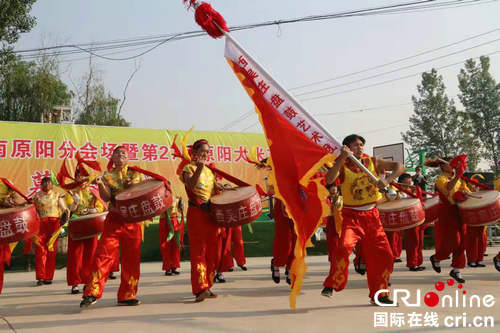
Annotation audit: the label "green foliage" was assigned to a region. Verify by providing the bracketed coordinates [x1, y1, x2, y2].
[0, 55, 72, 122]
[0, 0, 37, 62]
[402, 69, 480, 171]
[458, 56, 500, 175]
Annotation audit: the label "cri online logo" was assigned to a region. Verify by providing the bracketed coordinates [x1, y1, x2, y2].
[374, 279, 496, 308]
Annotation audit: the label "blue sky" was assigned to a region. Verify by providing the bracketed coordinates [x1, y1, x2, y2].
[14, 0, 500, 155]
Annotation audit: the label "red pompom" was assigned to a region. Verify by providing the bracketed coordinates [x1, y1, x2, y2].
[194, 2, 229, 39]
[449, 154, 468, 178]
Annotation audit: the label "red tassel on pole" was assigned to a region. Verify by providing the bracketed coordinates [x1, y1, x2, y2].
[184, 1, 230, 39]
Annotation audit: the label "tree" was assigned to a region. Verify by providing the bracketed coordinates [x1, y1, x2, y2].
[402, 69, 480, 171]
[458, 56, 500, 175]
[72, 57, 137, 127]
[0, 54, 72, 122]
[0, 0, 37, 58]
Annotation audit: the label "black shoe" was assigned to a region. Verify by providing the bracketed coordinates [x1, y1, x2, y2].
[409, 266, 426, 272]
[214, 273, 226, 283]
[195, 290, 210, 303]
[449, 270, 465, 283]
[80, 296, 97, 308]
[36, 280, 43, 286]
[171, 269, 180, 275]
[475, 262, 486, 268]
[164, 270, 172, 276]
[238, 265, 248, 271]
[321, 287, 333, 297]
[430, 255, 441, 273]
[394, 258, 402, 263]
[354, 261, 366, 276]
[227, 268, 234, 272]
[271, 259, 280, 284]
[371, 296, 397, 306]
[467, 262, 478, 268]
[285, 270, 292, 285]
[494, 257, 500, 272]
[109, 272, 117, 280]
[42, 280, 52, 285]
[71, 285, 80, 294]
[117, 299, 141, 306]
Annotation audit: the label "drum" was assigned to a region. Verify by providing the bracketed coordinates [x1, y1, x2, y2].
[423, 196, 439, 226]
[458, 190, 500, 226]
[210, 186, 262, 227]
[68, 212, 108, 240]
[115, 179, 172, 223]
[377, 198, 425, 231]
[0, 204, 39, 244]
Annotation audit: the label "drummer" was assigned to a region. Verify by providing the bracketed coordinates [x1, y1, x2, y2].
[62, 161, 105, 294]
[159, 195, 183, 276]
[463, 181, 486, 268]
[80, 146, 144, 308]
[397, 173, 426, 272]
[322, 134, 404, 305]
[494, 176, 500, 272]
[181, 139, 224, 302]
[426, 157, 472, 283]
[33, 177, 68, 286]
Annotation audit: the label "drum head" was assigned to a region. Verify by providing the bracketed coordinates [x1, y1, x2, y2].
[115, 179, 163, 200]
[458, 190, 500, 209]
[70, 212, 108, 221]
[210, 186, 257, 204]
[424, 196, 439, 208]
[377, 198, 420, 211]
[0, 204, 33, 214]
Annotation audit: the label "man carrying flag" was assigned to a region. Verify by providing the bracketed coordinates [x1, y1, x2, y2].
[322, 135, 404, 305]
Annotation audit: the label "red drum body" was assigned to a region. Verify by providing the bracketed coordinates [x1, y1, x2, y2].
[0, 204, 39, 244]
[68, 212, 108, 240]
[210, 186, 262, 227]
[115, 179, 172, 223]
[378, 198, 425, 231]
[458, 190, 500, 227]
[423, 196, 439, 226]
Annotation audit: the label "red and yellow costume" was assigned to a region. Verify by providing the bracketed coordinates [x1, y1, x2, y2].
[83, 166, 143, 302]
[182, 162, 219, 295]
[64, 185, 104, 286]
[465, 225, 486, 264]
[219, 226, 246, 271]
[0, 181, 15, 294]
[323, 155, 393, 299]
[386, 230, 402, 260]
[272, 199, 296, 270]
[433, 173, 471, 269]
[494, 177, 500, 264]
[405, 224, 427, 268]
[159, 197, 183, 272]
[325, 195, 343, 263]
[33, 189, 64, 281]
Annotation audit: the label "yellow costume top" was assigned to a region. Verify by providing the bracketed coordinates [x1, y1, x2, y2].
[495, 177, 500, 191]
[0, 181, 14, 206]
[435, 173, 471, 205]
[181, 163, 215, 202]
[65, 185, 105, 215]
[33, 190, 63, 218]
[102, 166, 143, 198]
[340, 156, 382, 207]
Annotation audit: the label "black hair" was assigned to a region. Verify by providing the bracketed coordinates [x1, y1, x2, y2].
[41, 177, 53, 185]
[193, 139, 208, 151]
[398, 173, 411, 183]
[342, 134, 366, 146]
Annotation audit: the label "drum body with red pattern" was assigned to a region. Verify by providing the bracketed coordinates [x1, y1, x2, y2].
[210, 186, 262, 227]
[0, 204, 39, 244]
[68, 212, 108, 240]
[458, 190, 500, 226]
[423, 196, 439, 226]
[378, 198, 425, 231]
[115, 179, 172, 223]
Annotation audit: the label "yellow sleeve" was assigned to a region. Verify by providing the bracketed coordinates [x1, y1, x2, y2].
[130, 171, 143, 184]
[0, 182, 11, 199]
[94, 199, 105, 212]
[435, 175, 450, 197]
[495, 177, 500, 191]
[64, 193, 74, 206]
[181, 164, 195, 184]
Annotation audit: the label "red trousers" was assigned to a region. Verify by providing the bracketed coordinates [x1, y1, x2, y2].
[272, 200, 296, 270]
[35, 217, 60, 281]
[220, 226, 246, 271]
[386, 230, 402, 259]
[187, 205, 219, 295]
[159, 216, 181, 271]
[324, 208, 393, 299]
[325, 216, 339, 263]
[0, 244, 11, 295]
[83, 212, 142, 301]
[434, 203, 466, 269]
[405, 225, 427, 268]
[66, 236, 98, 286]
[466, 226, 486, 263]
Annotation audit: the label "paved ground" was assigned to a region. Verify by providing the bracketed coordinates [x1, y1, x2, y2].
[1, 248, 499, 333]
